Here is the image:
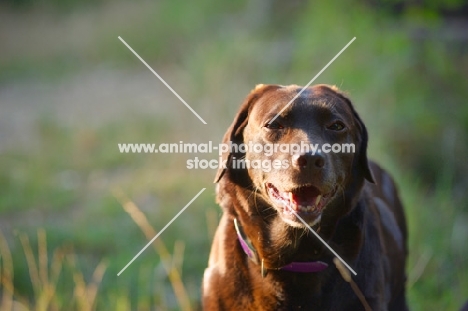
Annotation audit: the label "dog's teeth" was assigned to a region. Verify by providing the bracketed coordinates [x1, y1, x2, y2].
[315, 195, 322, 205]
[307, 205, 312, 210]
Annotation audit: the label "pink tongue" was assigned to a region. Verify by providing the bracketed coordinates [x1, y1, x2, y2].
[291, 186, 320, 206]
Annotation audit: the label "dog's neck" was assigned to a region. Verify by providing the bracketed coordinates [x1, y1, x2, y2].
[234, 218, 329, 274]
[230, 193, 366, 272]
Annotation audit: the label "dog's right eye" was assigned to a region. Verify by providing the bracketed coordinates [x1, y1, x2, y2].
[327, 121, 346, 131]
[264, 120, 284, 130]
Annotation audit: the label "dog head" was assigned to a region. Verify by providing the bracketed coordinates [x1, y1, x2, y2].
[215, 84, 374, 227]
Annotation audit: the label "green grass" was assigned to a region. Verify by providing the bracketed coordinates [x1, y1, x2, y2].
[0, 117, 218, 310]
[1, 0, 467, 309]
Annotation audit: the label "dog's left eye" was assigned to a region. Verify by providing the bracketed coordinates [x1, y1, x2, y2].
[264, 120, 284, 130]
[327, 121, 346, 131]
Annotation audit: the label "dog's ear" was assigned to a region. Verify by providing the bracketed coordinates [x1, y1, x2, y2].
[329, 86, 375, 183]
[214, 84, 281, 183]
[353, 111, 375, 183]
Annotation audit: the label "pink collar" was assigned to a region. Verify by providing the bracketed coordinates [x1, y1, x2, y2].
[234, 218, 328, 273]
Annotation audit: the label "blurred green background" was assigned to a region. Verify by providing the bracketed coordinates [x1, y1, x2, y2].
[0, 0, 467, 310]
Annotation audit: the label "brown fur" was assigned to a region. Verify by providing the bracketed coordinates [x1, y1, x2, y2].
[203, 84, 408, 310]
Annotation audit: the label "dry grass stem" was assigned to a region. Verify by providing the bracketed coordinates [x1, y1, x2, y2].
[113, 188, 192, 311]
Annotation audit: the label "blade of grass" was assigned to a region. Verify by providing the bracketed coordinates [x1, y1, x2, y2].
[172, 240, 185, 277]
[71, 254, 90, 311]
[70, 254, 108, 311]
[48, 246, 66, 311]
[19, 233, 41, 302]
[87, 260, 108, 309]
[0, 230, 14, 311]
[36, 228, 55, 311]
[38, 229, 49, 292]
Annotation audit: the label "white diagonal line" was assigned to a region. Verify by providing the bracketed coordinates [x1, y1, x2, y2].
[290, 209, 357, 276]
[117, 188, 206, 276]
[268, 37, 356, 125]
[118, 36, 207, 125]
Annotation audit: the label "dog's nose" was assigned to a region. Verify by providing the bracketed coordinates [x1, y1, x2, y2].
[292, 153, 325, 169]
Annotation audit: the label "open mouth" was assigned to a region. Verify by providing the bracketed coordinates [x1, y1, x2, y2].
[266, 183, 335, 225]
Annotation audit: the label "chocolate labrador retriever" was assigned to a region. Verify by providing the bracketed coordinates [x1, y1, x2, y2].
[203, 84, 408, 310]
